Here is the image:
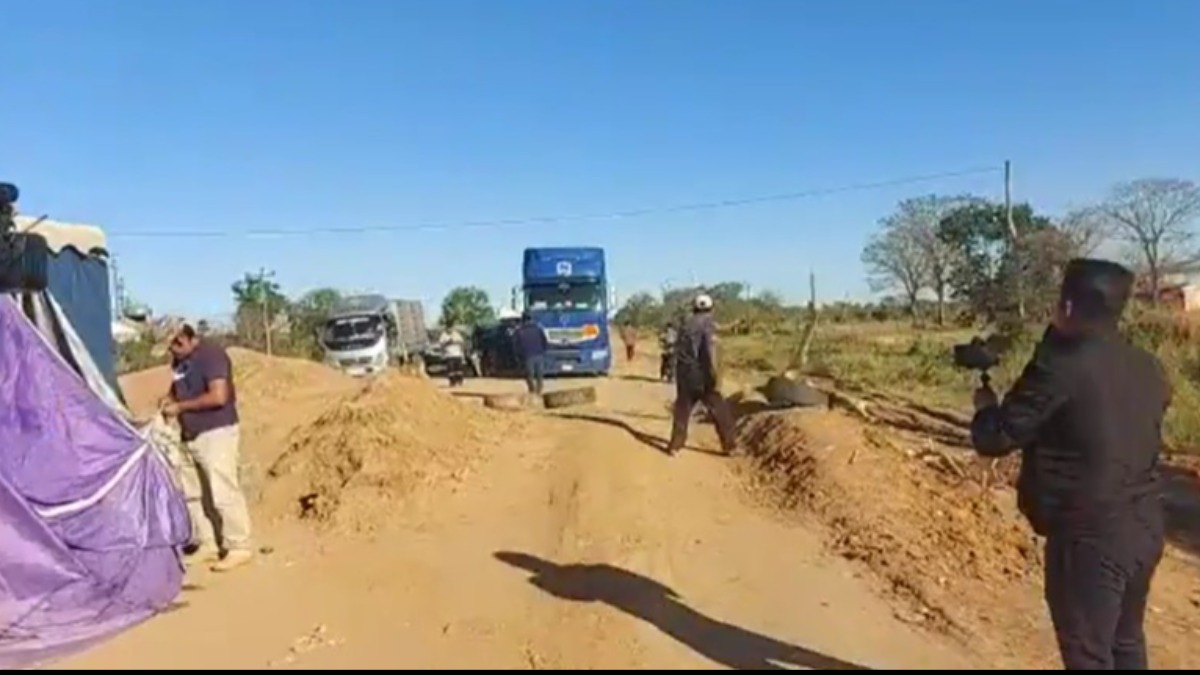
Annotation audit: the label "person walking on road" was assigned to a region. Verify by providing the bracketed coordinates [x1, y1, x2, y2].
[667, 294, 737, 456]
[970, 259, 1168, 670]
[162, 323, 254, 573]
[513, 311, 550, 395]
[438, 325, 468, 387]
[619, 322, 639, 362]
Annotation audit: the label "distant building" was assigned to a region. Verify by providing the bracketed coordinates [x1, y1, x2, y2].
[1133, 261, 1200, 312]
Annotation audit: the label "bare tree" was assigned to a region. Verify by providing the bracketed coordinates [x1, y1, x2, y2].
[1058, 205, 1113, 258]
[1100, 178, 1200, 301]
[893, 195, 966, 326]
[862, 220, 927, 320]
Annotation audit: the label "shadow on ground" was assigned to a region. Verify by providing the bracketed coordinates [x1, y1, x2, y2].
[553, 412, 723, 457]
[495, 552, 870, 671]
[1163, 464, 1200, 558]
[619, 374, 668, 385]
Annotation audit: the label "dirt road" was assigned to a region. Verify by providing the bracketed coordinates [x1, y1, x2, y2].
[67, 354, 983, 670]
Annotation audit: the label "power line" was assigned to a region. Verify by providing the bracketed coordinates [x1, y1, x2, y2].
[107, 165, 1001, 239]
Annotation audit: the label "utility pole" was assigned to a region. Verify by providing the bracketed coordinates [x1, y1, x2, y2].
[1004, 160, 1026, 320]
[258, 268, 275, 356]
[110, 255, 124, 319]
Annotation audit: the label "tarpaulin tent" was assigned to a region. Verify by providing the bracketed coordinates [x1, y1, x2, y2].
[0, 221, 189, 669]
[13, 216, 122, 399]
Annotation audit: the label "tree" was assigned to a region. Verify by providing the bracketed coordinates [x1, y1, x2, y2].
[1099, 178, 1200, 302]
[1057, 205, 1112, 257]
[706, 282, 747, 306]
[893, 195, 968, 326]
[231, 271, 288, 352]
[861, 221, 927, 320]
[614, 292, 663, 327]
[937, 200, 1065, 322]
[440, 286, 495, 329]
[289, 288, 343, 360]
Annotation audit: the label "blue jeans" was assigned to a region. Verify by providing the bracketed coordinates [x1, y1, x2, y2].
[525, 355, 546, 395]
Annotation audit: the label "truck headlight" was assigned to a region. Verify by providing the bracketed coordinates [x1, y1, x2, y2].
[592, 349, 608, 361]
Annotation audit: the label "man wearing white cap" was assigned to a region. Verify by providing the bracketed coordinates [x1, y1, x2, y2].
[666, 293, 737, 455]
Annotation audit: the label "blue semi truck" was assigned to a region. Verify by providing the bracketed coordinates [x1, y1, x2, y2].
[522, 247, 613, 376]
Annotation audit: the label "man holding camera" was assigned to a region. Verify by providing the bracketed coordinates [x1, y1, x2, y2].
[970, 259, 1169, 670]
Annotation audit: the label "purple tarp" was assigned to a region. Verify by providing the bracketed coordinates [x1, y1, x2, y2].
[0, 299, 190, 669]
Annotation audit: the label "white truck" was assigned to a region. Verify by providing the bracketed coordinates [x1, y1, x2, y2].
[321, 295, 429, 377]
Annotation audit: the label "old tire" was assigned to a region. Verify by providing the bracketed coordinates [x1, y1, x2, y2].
[484, 393, 527, 411]
[543, 386, 598, 410]
[762, 375, 828, 408]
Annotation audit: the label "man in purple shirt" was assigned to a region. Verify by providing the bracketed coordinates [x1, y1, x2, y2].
[162, 324, 254, 573]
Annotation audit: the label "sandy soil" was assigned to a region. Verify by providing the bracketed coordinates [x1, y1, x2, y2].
[64, 350, 980, 670]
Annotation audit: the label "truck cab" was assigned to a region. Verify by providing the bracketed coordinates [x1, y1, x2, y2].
[522, 247, 613, 376]
[321, 295, 394, 377]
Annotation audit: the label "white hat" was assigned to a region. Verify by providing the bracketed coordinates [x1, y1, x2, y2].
[693, 293, 714, 311]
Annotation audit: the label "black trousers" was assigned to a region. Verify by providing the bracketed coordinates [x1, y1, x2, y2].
[668, 385, 737, 453]
[1044, 533, 1163, 670]
[446, 356, 466, 387]
[524, 355, 546, 395]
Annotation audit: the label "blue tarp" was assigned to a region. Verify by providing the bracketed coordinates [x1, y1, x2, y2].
[46, 248, 120, 396]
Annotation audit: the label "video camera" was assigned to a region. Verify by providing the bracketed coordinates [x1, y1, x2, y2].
[952, 335, 1006, 386]
[0, 182, 18, 235]
[0, 182, 51, 293]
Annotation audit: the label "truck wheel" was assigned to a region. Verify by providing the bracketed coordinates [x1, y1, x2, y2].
[762, 375, 828, 408]
[543, 386, 598, 410]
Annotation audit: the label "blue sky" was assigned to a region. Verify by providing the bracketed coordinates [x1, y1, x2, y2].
[5, 1, 1198, 320]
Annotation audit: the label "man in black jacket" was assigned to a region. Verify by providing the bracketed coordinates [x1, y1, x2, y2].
[667, 294, 737, 456]
[970, 259, 1170, 670]
[513, 312, 549, 395]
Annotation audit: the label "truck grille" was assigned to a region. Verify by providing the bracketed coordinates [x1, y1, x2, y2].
[546, 328, 588, 344]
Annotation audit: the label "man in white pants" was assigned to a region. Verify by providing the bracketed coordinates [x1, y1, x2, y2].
[163, 324, 254, 573]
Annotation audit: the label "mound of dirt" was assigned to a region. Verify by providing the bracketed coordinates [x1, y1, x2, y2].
[119, 347, 363, 505]
[738, 409, 1057, 667]
[119, 347, 350, 415]
[265, 372, 529, 533]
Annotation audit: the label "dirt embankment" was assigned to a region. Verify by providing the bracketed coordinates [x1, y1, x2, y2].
[264, 373, 531, 533]
[736, 400, 1200, 669]
[122, 348, 531, 534]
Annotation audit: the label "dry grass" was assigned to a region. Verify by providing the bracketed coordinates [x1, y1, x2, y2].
[722, 313, 1200, 453]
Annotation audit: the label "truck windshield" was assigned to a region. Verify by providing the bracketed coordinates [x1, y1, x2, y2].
[526, 283, 604, 312]
[323, 315, 384, 346]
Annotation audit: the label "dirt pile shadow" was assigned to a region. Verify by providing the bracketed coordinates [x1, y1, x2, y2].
[495, 551, 869, 671]
[264, 372, 530, 533]
[736, 408, 1056, 667]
